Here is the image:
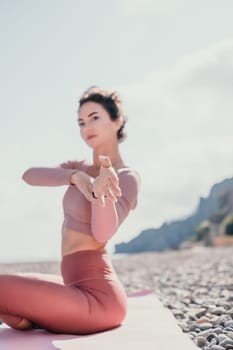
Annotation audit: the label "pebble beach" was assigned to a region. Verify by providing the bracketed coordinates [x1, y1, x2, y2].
[0, 245, 233, 350]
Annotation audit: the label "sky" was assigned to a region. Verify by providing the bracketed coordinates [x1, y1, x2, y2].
[1, 0, 233, 262]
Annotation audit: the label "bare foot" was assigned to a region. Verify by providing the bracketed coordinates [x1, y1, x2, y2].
[1, 315, 34, 331]
[12, 317, 34, 331]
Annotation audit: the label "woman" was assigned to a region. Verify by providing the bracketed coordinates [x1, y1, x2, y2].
[0, 86, 140, 335]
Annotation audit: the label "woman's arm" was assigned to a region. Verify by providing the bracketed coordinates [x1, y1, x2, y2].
[91, 170, 140, 242]
[22, 160, 85, 187]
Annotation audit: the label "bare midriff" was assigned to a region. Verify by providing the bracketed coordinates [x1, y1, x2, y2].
[61, 227, 107, 256]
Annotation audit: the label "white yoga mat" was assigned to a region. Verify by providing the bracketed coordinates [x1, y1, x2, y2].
[0, 290, 198, 350]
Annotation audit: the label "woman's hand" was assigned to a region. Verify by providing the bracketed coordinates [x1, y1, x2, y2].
[71, 171, 93, 201]
[58, 160, 77, 169]
[92, 155, 122, 206]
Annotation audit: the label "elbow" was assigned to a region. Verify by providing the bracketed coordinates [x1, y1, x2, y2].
[22, 170, 28, 183]
[22, 169, 33, 185]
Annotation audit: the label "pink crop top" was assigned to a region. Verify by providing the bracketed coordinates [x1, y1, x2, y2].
[22, 160, 140, 243]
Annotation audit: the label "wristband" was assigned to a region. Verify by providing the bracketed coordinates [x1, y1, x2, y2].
[92, 191, 98, 199]
[91, 192, 107, 199]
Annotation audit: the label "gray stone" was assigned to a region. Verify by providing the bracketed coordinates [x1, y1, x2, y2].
[199, 323, 213, 330]
[195, 328, 202, 333]
[225, 327, 233, 332]
[173, 310, 185, 318]
[212, 307, 226, 316]
[189, 323, 199, 332]
[227, 309, 233, 318]
[197, 316, 211, 324]
[197, 336, 207, 347]
[217, 334, 230, 342]
[199, 329, 217, 337]
[219, 338, 233, 348]
[207, 333, 218, 342]
[196, 308, 207, 318]
[212, 327, 224, 335]
[227, 331, 233, 339]
[225, 321, 233, 328]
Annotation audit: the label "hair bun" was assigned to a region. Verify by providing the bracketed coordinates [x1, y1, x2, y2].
[109, 91, 122, 105]
[81, 85, 101, 99]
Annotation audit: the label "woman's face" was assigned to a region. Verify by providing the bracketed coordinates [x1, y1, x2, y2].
[77, 101, 120, 148]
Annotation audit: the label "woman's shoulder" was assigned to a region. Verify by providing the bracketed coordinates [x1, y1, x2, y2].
[116, 167, 141, 209]
[117, 167, 141, 186]
[117, 166, 140, 176]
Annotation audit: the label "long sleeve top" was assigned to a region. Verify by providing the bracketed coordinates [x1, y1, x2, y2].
[22, 159, 140, 243]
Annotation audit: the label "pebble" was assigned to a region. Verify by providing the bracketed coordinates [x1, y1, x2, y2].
[206, 333, 218, 342]
[199, 323, 214, 330]
[197, 336, 207, 347]
[219, 339, 233, 348]
[208, 346, 225, 350]
[212, 308, 226, 316]
[197, 317, 212, 324]
[225, 321, 233, 328]
[218, 334, 230, 342]
[112, 246, 233, 350]
[227, 331, 233, 339]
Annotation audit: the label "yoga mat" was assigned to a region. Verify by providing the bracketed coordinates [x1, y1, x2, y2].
[0, 290, 198, 349]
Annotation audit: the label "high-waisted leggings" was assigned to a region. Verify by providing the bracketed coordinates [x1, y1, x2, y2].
[0, 248, 127, 334]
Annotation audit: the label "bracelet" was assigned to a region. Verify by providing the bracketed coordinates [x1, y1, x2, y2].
[91, 192, 107, 199]
[92, 191, 98, 199]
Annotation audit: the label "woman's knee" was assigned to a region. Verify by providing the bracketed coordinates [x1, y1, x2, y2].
[15, 272, 64, 285]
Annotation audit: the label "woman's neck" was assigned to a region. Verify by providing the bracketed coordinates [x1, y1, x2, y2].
[92, 148, 124, 170]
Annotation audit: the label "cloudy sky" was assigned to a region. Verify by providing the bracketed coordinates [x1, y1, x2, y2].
[1, 0, 233, 262]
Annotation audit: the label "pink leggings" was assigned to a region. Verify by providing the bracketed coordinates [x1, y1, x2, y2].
[0, 248, 127, 334]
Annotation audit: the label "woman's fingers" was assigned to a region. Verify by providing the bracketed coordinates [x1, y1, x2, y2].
[101, 166, 120, 192]
[99, 155, 112, 168]
[59, 161, 73, 169]
[108, 168, 119, 186]
[59, 163, 69, 169]
[98, 195, 106, 207]
[98, 175, 121, 199]
[99, 155, 120, 188]
[105, 188, 117, 202]
[108, 183, 121, 197]
[107, 176, 121, 196]
[92, 165, 122, 205]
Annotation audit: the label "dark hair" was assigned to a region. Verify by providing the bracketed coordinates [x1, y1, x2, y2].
[78, 85, 128, 143]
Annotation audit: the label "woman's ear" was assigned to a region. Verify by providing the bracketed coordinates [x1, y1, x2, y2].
[114, 116, 124, 132]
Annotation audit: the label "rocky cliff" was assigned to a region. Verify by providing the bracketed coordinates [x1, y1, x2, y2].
[114, 177, 233, 253]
